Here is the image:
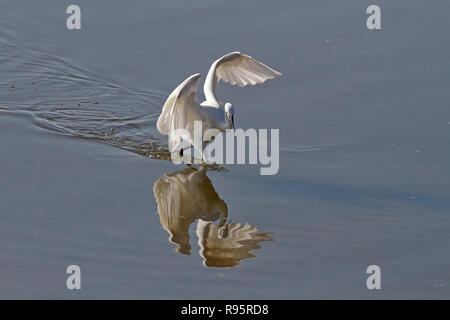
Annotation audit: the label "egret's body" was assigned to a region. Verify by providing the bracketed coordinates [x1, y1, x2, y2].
[157, 51, 281, 157]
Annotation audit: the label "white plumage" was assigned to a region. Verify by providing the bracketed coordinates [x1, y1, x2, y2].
[157, 51, 281, 156]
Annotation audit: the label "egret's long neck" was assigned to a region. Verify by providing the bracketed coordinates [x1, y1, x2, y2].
[203, 61, 220, 107]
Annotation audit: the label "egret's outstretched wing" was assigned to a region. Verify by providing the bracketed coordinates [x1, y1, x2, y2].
[157, 73, 201, 134]
[203, 52, 282, 102]
[157, 73, 202, 151]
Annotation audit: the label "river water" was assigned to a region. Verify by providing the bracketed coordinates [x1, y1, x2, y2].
[0, 0, 449, 298]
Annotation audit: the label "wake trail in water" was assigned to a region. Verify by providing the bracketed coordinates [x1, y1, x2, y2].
[0, 39, 171, 160]
[0, 38, 336, 162]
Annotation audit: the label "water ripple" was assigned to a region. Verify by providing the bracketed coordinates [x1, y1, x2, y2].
[0, 39, 172, 160]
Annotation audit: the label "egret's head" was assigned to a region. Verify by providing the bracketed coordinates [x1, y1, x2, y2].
[224, 102, 235, 129]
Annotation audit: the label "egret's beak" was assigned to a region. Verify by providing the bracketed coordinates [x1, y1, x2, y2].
[218, 218, 232, 239]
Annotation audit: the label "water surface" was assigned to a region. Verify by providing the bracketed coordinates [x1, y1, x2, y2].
[1, 0, 450, 299]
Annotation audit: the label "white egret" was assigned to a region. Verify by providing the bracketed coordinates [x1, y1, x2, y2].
[156, 52, 282, 158]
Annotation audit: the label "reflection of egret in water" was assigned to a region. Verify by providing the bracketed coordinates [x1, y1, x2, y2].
[153, 166, 227, 255]
[153, 167, 272, 267]
[196, 220, 272, 267]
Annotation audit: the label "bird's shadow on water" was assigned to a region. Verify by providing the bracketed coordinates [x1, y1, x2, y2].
[153, 165, 273, 268]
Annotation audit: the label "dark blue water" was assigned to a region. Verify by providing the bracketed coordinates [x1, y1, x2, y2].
[1, 0, 449, 298]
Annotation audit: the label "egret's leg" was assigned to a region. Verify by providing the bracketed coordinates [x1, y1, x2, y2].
[179, 144, 194, 158]
[201, 141, 210, 164]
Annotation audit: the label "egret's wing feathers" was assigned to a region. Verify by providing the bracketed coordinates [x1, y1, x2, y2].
[214, 52, 282, 88]
[157, 73, 202, 151]
[157, 73, 201, 135]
